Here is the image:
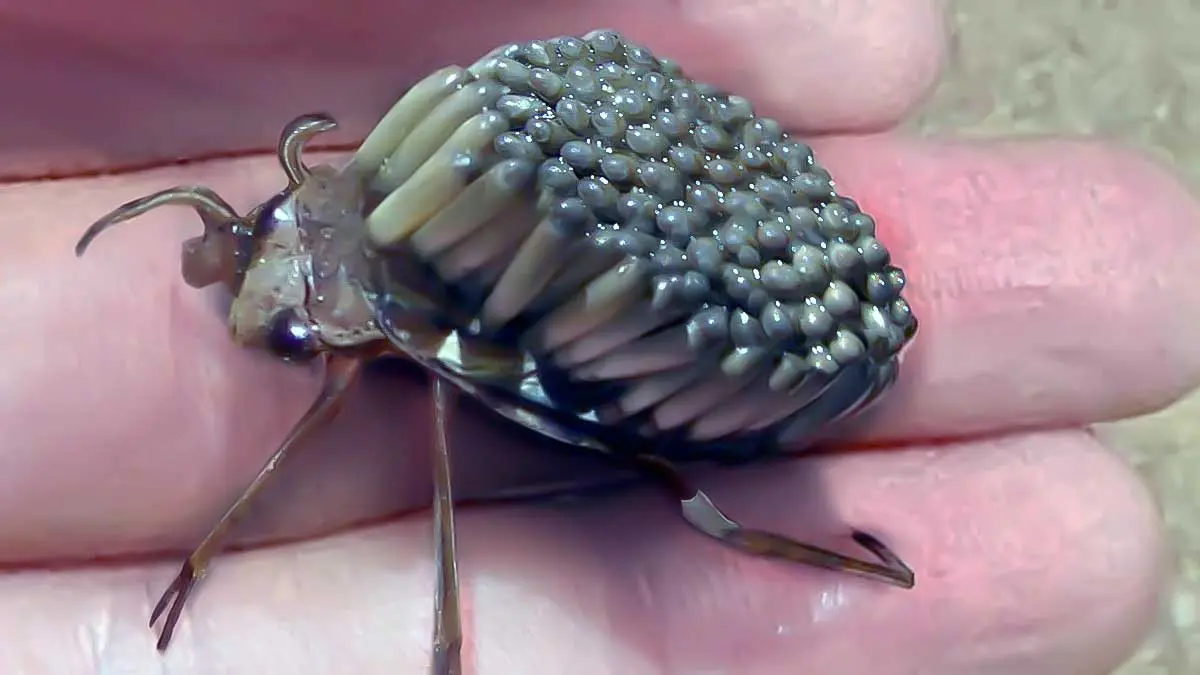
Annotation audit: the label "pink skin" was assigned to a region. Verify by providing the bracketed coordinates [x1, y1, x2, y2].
[0, 0, 1196, 673]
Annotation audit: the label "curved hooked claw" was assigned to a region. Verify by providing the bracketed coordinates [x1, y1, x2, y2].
[74, 187, 246, 289]
[278, 113, 338, 188]
[74, 112, 340, 292]
[74, 187, 238, 258]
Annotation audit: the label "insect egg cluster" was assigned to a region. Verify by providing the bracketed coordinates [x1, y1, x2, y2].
[359, 30, 917, 448]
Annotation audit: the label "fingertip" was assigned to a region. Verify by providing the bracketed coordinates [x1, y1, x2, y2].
[1070, 434, 1169, 673]
[1094, 141, 1200, 398]
[654, 431, 1165, 672]
[2, 0, 949, 177]
[672, 0, 949, 131]
[807, 134, 1200, 441]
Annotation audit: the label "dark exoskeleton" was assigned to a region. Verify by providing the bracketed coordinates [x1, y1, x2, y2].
[75, 30, 919, 674]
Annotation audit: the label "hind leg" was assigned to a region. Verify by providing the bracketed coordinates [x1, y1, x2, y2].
[633, 454, 915, 588]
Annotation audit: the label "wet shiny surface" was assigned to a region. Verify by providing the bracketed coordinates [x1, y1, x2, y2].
[359, 32, 916, 458]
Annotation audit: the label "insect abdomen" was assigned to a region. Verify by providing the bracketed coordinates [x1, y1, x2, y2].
[356, 30, 917, 460]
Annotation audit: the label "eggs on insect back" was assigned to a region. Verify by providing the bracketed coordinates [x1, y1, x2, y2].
[239, 29, 919, 462]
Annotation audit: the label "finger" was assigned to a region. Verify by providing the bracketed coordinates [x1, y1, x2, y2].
[4, 136, 1199, 561]
[0, 0, 946, 178]
[0, 431, 1163, 674]
[819, 134, 1200, 444]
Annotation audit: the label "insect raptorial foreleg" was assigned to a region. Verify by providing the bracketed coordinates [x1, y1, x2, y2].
[633, 455, 916, 589]
[149, 353, 365, 651]
[429, 376, 464, 675]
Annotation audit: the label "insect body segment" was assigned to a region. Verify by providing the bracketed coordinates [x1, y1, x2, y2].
[75, 29, 918, 670]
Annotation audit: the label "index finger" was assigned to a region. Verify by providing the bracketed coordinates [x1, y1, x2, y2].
[0, 0, 946, 178]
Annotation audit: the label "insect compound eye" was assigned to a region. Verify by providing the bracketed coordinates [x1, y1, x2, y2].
[265, 308, 320, 361]
[253, 191, 291, 238]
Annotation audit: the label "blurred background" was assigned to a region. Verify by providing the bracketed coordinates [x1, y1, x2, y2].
[908, 2, 1199, 673]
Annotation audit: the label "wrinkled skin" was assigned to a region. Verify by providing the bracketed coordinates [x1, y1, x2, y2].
[2, 0, 1199, 674]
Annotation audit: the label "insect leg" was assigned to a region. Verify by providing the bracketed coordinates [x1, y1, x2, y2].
[149, 353, 365, 651]
[633, 455, 916, 589]
[429, 377, 463, 675]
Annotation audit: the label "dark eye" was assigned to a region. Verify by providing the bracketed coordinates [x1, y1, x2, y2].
[254, 191, 290, 237]
[266, 309, 319, 361]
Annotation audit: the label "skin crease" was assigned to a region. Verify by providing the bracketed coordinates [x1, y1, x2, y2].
[0, 1, 1197, 674]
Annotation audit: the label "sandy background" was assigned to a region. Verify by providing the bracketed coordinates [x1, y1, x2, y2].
[909, 2, 1199, 673]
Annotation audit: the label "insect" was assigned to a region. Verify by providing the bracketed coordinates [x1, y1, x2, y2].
[75, 29, 918, 673]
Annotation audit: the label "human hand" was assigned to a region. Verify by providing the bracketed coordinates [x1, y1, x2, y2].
[2, 0, 1198, 673]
